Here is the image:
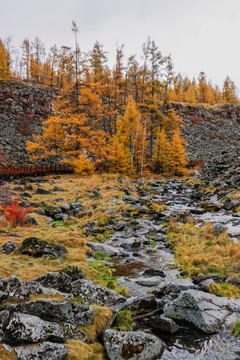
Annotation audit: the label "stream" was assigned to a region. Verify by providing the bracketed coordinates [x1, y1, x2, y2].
[106, 180, 240, 359]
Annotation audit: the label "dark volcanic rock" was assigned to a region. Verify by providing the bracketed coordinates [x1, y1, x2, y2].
[20, 237, 68, 258]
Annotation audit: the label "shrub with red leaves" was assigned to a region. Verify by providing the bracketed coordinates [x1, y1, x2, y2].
[3, 202, 32, 227]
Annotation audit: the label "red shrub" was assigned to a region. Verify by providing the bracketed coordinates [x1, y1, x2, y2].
[218, 135, 224, 140]
[3, 202, 32, 227]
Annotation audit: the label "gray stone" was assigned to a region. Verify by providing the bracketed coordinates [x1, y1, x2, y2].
[15, 341, 68, 360]
[5, 312, 66, 344]
[87, 242, 119, 256]
[72, 279, 125, 308]
[136, 276, 163, 287]
[164, 289, 231, 333]
[7, 299, 94, 326]
[6, 275, 30, 300]
[0, 241, 19, 254]
[104, 329, 165, 360]
[142, 315, 179, 334]
[143, 268, 166, 278]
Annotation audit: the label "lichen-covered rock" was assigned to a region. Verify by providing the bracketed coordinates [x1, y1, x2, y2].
[20, 237, 68, 258]
[5, 312, 66, 345]
[6, 275, 30, 300]
[164, 289, 231, 333]
[15, 341, 68, 360]
[0, 241, 19, 254]
[87, 242, 119, 256]
[29, 271, 72, 293]
[72, 279, 125, 308]
[7, 299, 94, 326]
[103, 329, 165, 360]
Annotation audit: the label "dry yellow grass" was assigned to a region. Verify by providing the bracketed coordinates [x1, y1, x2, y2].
[168, 220, 240, 297]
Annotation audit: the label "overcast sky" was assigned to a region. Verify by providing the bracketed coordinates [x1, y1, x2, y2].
[1, 0, 240, 90]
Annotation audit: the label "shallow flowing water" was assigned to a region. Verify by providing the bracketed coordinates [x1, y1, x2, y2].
[109, 180, 240, 359]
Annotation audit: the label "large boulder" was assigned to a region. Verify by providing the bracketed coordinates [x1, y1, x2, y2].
[164, 289, 231, 333]
[7, 299, 94, 326]
[72, 279, 125, 308]
[5, 312, 66, 345]
[20, 237, 68, 258]
[103, 329, 165, 360]
[15, 341, 68, 360]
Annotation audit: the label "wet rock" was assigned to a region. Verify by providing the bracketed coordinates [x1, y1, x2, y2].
[142, 315, 179, 334]
[103, 329, 165, 360]
[20, 237, 68, 258]
[0, 241, 19, 254]
[120, 237, 142, 250]
[15, 342, 68, 360]
[7, 299, 94, 326]
[72, 279, 125, 308]
[193, 273, 220, 284]
[87, 242, 119, 257]
[143, 268, 166, 278]
[136, 276, 163, 287]
[164, 289, 231, 333]
[5, 312, 66, 344]
[155, 279, 197, 297]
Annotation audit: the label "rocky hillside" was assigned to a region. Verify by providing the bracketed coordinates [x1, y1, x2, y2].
[0, 81, 56, 165]
[172, 103, 240, 162]
[1, 81, 240, 165]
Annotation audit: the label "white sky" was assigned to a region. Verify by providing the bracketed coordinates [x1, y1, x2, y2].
[1, 0, 240, 90]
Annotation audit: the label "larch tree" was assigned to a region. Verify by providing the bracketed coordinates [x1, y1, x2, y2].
[21, 39, 31, 80]
[0, 39, 10, 81]
[169, 131, 187, 175]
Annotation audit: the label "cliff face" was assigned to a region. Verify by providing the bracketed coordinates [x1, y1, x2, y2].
[0, 81, 57, 165]
[0, 81, 240, 165]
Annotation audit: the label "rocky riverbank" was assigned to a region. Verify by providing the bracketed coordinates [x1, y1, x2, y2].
[0, 174, 240, 359]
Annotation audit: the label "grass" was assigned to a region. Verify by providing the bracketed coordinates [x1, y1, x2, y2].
[112, 310, 133, 331]
[168, 219, 240, 297]
[230, 320, 240, 336]
[79, 305, 112, 343]
[67, 340, 104, 360]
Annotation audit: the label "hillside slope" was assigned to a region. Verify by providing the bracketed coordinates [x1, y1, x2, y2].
[0, 81, 240, 165]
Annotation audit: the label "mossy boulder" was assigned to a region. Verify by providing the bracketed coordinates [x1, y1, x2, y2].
[20, 237, 68, 258]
